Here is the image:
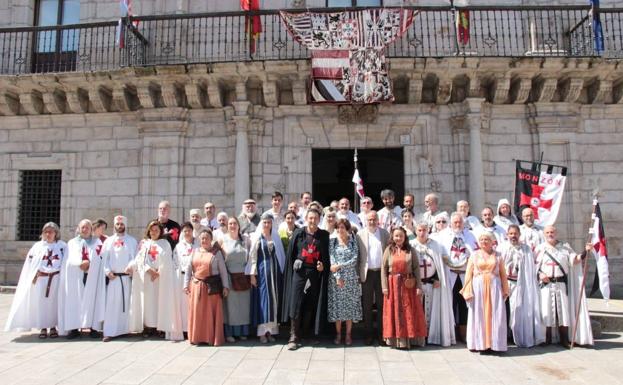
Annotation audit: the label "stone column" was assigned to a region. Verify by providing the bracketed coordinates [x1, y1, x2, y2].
[464, 98, 486, 213]
[232, 101, 251, 211]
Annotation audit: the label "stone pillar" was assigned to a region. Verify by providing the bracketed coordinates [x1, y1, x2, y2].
[465, 98, 486, 213]
[232, 101, 251, 211]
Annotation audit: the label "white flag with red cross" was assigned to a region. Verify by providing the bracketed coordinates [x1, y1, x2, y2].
[514, 161, 567, 227]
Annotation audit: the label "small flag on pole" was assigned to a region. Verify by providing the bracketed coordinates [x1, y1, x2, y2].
[352, 169, 364, 199]
[590, 198, 610, 299]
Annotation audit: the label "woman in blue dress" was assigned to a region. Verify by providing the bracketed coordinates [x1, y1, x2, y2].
[248, 213, 286, 343]
[328, 218, 362, 346]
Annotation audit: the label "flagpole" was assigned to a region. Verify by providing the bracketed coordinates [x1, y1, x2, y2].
[570, 194, 597, 349]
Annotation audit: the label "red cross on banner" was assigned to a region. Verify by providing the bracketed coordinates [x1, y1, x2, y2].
[519, 183, 553, 220]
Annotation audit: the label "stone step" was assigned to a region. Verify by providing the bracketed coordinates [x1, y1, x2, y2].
[588, 298, 623, 333]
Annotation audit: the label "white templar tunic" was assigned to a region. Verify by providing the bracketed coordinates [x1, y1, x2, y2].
[413, 238, 455, 347]
[58, 236, 105, 334]
[129, 238, 183, 340]
[499, 241, 545, 347]
[520, 224, 545, 254]
[534, 242, 593, 346]
[101, 234, 137, 337]
[173, 238, 197, 332]
[5, 240, 67, 331]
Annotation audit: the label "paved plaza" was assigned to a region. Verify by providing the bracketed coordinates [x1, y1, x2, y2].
[1, 293, 622, 385]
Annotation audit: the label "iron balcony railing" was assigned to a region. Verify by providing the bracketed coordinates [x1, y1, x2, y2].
[0, 6, 622, 75]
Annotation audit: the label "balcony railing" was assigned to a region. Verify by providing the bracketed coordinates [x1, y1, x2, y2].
[0, 6, 622, 75]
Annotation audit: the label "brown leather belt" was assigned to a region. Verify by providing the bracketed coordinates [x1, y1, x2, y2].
[33, 271, 60, 297]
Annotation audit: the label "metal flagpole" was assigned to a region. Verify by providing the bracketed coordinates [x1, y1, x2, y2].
[353, 148, 359, 214]
[570, 193, 598, 349]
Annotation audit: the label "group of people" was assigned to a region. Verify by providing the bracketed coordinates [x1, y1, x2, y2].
[5, 189, 594, 353]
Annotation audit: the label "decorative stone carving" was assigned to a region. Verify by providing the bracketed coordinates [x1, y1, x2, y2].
[263, 81, 278, 107]
[113, 84, 131, 112]
[292, 80, 307, 106]
[436, 80, 452, 105]
[206, 78, 223, 108]
[492, 76, 510, 104]
[19, 90, 45, 115]
[42, 89, 67, 114]
[64, 87, 89, 113]
[338, 104, 378, 124]
[535, 77, 558, 103]
[0, 90, 20, 116]
[511, 77, 532, 104]
[590, 79, 613, 104]
[90, 85, 112, 113]
[137, 82, 157, 109]
[185, 81, 206, 109]
[562, 78, 584, 103]
[408, 76, 423, 104]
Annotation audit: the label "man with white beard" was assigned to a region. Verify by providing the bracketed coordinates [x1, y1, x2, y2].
[498, 225, 544, 347]
[456, 200, 480, 231]
[189, 208, 206, 238]
[239, 198, 261, 235]
[58, 219, 105, 339]
[519, 207, 545, 253]
[436, 212, 477, 343]
[100, 215, 137, 341]
[212, 212, 229, 242]
[535, 226, 593, 347]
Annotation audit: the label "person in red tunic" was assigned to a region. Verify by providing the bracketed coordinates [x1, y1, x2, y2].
[381, 227, 427, 349]
[184, 229, 229, 346]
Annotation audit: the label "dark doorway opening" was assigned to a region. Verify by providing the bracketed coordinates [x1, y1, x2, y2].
[311, 148, 404, 211]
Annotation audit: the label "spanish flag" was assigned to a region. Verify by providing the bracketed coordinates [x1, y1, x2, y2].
[241, 0, 262, 55]
[456, 9, 470, 45]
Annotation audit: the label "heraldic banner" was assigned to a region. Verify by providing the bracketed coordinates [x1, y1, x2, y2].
[513, 160, 567, 227]
[280, 9, 415, 104]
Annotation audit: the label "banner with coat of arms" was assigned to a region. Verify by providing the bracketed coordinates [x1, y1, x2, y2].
[280, 9, 415, 104]
[513, 160, 567, 227]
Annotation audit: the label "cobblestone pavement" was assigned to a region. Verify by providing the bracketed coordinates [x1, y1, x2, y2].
[1, 293, 622, 385]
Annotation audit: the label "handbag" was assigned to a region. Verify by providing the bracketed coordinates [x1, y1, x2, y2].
[404, 273, 416, 289]
[230, 272, 251, 291]
[202, 275, 224, 295]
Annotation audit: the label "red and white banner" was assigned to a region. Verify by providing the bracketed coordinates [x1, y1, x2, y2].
[590, 199, 610, 299]
[514, 161, 567, 227]
[352, 169, 365, 199]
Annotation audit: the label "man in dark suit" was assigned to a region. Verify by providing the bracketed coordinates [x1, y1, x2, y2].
[356, 210, 390, 345]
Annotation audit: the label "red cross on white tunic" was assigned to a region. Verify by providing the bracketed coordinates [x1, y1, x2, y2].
[114, 238, 124, 248]
[96, 244, 103, 256]
[520, 184, 553, 220]
[81, 245, 90, 261]
[544, 259, 558, 278]
[42, 249, 59, 266]
[148, 245, 159, 261]
[420, 258, 433, 278]
[451, 244, 466, 260]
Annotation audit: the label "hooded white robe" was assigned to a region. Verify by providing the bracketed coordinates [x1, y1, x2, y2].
[129, 238, 183, 340]
[101, 233, 137, 337]
[5, 240, 67, 331]
[58, 236, 104, 334]
[499, 241, 545, 347]
[412, 237, 456, 347]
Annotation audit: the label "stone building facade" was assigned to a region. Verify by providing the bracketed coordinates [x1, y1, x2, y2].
[0, 1, 621, 297]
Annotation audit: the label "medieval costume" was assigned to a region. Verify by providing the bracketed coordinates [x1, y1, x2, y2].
[184, 246, 229, 345]
[381, 245, 427, 348]
[461, 250, 510, 352]
[412, 237, 455, 346]
[222, 234, 251, 339]
[499, 241, 545, 347]
[101, 222, 137, 339]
